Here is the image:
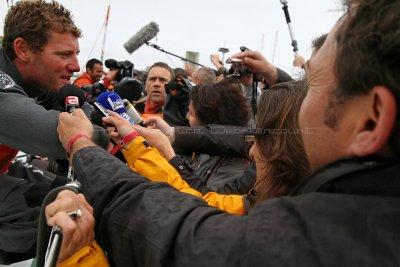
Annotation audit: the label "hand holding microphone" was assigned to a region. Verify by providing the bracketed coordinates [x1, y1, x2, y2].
[57, 109, 94, 157]
[45, 190, 95, 264]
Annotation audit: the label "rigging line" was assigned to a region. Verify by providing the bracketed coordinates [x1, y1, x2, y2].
[165, 53, 177, 68]
[83, 21, 106, 71]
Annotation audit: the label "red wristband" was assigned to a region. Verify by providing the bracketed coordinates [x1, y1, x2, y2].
[67, 133, 91, 155]
[110, 130, 140, 155]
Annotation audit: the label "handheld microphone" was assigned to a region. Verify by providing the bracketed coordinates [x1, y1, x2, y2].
[123, 99, 145, 126]
[57, 84, 85, 113]
[97, 91, 135, 124]
[123, 22, 159, 54]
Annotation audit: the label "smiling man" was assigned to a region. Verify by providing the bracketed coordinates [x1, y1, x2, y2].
[0, 0, 82, 159]
[0, 0, 83, 263]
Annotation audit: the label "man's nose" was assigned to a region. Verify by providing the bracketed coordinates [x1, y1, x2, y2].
[153, 78, 162, 86]
[67, 55, 80, 73]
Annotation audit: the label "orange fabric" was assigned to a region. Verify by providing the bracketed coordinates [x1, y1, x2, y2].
[58, 241, 109, 267]
[0, 144, 18, 174]
[143, 99, 163, 115]
[73, 73, 94, 88]
[141, 113, 163, 121]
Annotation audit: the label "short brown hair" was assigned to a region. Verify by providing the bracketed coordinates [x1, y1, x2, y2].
[3, 0, 82, 59]
[333, 0, 400, 153]
[255, 80, 309, 201]
[147, 62, 174, 80]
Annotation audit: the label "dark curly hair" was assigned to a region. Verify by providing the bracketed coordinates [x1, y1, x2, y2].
[189, 79, 249, 126]
[3, 0, 82, 59]
[331, 0, 400, 154]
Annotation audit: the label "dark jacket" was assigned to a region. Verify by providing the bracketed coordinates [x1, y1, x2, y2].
[0, 47, 101, 263]
[74, 146, 400, 266]
[173, 125, 255, 194]
[169, 155, 256, 195]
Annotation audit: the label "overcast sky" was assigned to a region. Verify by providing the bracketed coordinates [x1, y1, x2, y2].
[0, 0, 344, 73]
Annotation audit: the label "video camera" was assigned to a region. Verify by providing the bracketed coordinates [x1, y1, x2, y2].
[105, 59, 135, 82]
[165, 76, 194, 96]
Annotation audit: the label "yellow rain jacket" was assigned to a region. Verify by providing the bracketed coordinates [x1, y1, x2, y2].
[122, 136, 245, 215]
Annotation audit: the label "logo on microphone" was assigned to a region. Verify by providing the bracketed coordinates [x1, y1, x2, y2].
[65, 96, 79, 106]
[107, 97, 124, 110]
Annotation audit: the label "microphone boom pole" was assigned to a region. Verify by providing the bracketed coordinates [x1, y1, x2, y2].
[279, 0, 298, 54]
[146, 42, 206, 68]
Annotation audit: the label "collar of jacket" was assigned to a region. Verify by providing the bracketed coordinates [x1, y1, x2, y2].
[290, 156, 400, 197]
[0, 47, 45, 98]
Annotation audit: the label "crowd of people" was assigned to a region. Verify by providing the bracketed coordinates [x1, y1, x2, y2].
[1, 0, 400, 266]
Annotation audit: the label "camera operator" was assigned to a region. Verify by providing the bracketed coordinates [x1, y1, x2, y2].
[74, 58, 118, 102]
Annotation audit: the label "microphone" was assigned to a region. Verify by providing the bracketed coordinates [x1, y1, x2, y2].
[279, 0, 298, 53]
[123, 99, 145, 126]
[123, 22, 159, 54]
[57, 84, 85, 113]
[97, 91, 135, 124]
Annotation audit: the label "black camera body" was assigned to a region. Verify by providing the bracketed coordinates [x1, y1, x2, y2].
[226, 58, 252, 78]
[165, 77, 193, 96]
[105, 59, 134, 82]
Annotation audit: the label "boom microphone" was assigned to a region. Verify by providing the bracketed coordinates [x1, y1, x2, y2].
[123, 21, 159, 54]
[57, 84, 85, 113]
[279, 0, 299, 53]
[97, 91, 135, 124]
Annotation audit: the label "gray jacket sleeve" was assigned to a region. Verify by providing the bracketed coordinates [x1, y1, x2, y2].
[0, 85, 65, 159]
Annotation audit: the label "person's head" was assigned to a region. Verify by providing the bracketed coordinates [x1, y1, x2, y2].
[145, 62, 174, 106]
[310, 33, 328, 57]
[173, 68, 188, 79]
[3, 0, 82, 92]
[191, 67, 216, 85]
[187, 79, 249, 127]
[249, 80, 309, 201]
[86, 58, 103, 83]
[299, 0, 400, 171]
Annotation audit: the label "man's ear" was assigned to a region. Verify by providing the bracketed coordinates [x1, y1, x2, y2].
[350, 86, 397, 157]
[13, 37, 33, 62]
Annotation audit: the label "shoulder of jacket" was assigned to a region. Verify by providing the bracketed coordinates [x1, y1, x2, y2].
[0, 70, 17, 90]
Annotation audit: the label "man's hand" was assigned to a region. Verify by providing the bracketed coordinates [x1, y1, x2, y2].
[57, 109, 94, 152]
[132, 125, 176, 160]
[231, 51, 278, 85]
[143, 116, 174, 143]
[45, 190, 95, 263]
[293, 54, 306, 68]
[102, 111, 136, 143]
[210, 54, 223, 69]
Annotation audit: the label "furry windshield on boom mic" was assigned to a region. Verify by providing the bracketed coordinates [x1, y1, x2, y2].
[123, 21, 159, 54]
